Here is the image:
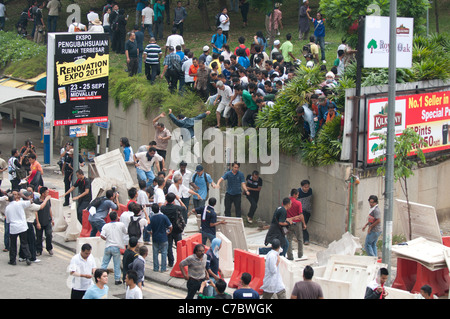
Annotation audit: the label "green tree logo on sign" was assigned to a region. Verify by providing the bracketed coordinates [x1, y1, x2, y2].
[367, 39, 378, 53]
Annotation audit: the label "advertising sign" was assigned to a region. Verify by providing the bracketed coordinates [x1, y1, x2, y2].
[364, 16, 414, 68]
[367, 91, 450, 164]
[69, 125, 89, 137]
[53, 33, 109, 126]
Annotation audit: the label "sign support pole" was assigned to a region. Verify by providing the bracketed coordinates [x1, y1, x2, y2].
[382, 0, 397, 279]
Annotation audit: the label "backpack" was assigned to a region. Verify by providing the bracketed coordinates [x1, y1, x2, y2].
[103, 4, 113, 14]
[128, 217, 142, 239]
[87, 196, 106, 211]
[173, 208, 186, 234]
[72, 22, 81, 32]
[27, 6, 35, 21]
[215, 13, 222, 27]
[302, 43, 312, 57]
[193, 172, 209, 195]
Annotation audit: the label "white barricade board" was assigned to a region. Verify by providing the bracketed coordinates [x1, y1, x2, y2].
[392, 237, 450, 270]
[322, 255, 382, 299]
[395, 199, 442, 244]
[196, 215, 248, 253]
[76, 237, 106, 267]
[94, 149, 134, 189]
[216, 232, 234, 278]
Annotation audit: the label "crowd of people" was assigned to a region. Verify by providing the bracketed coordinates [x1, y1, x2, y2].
[8, 0, 355, 137]
[116, 0, 355, 137]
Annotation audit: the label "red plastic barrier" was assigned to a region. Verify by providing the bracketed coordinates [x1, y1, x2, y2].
[115, 204, 128, 218]
[37, 186, 58, 199]
[228, 249, 265, 295]
[392, 258, 417, 292]
[411, 264, 450, 297]
[80, 209, 92, 237]
[442, 236, 450, 247]
[393, 257, 450, 297]
[48, 189, 59, 199]
[80, 204, 128, 238]
[170, 233, 204, 278]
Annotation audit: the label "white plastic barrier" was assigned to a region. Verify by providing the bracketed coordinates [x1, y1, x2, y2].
[76, 236, 106, 267]
[216, 232, 234, 278]
[51, 198, 68, 232]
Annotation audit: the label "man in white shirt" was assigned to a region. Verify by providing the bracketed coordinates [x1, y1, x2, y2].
[137, 180, 150, 216]
[165, 27, 185, 57]
[214, 80, 233, 128]
[125, 269, 143, 299]
[181, 51, 194, 90]
[120, 202, 149, 245]
[153, 176, 166, 207]
[5, 191, 33, 265]
[271, 40, 281, 60]
[100, 211, 127, 285]
[46, 0, 61, 32]
[88, 19, 104, 32]
[68, 243, 97, 299]
[218, 8, 230, 40]
[168, 173, 200, 217]
[141, 2, 154, 37]
[172, 160, 193, 216]
[68, 17, 86, 32]
[87, 8, 99, 28]
[134, 147, 164, 187]
[260, 239, 286, 299]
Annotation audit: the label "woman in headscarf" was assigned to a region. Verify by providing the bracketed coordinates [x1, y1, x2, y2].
[204, 237, 223, 297]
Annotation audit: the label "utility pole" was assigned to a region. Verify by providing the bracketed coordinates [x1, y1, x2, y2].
[382, 0, 397, 278]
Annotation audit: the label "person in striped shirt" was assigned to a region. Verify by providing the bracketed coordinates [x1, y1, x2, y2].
[143, 37, 162, 84]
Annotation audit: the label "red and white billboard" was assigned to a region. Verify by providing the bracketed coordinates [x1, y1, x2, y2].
[367, 91, 450, 164]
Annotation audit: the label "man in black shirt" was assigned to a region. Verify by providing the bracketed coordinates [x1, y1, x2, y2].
[122, 236, 139, 281]
[125, 31, 139, 76]
[62, 169, 91, 224]
[160, 192, 184, 267]
[245, 170, 262, 224]
[297, 179, 313, 245]
[62, 149, 85, 207]
[264, 198, 294, 257]
[34, 187, 54, 256]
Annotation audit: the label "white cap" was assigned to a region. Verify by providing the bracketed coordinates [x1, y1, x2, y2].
[274, 40, 280, 46]
[203, 45, 210, 52]
[306, 61, 314, 68]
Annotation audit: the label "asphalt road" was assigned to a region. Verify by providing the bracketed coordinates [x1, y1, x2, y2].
[0, 226, 186, 299]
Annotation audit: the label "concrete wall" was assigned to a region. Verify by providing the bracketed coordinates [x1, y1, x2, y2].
[352, 160, 450, 241]
[98, 98, 450, 246]
[97, 98, 353, 245]
[203, 156, 353, 246]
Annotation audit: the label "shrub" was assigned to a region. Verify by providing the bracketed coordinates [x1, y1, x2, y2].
[0, 31, 47, 70]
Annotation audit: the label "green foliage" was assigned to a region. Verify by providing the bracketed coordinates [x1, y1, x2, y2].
[4, 54, 47, 79]
[341, 33, 450, 86]
[319, 0, 389, 34]
[79, 127, 97, 150]
[397, 0, 431, 36]
[108, 67, 212, 125]
[256, 65, 343, 165]
[0, 31, 47, 75]
[320, 0, 431, 46]
[256, 66, 324, 156]
[372, 127, 428, 182]
[411, 33, 450, 81]
[298, 115, 343, 166]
